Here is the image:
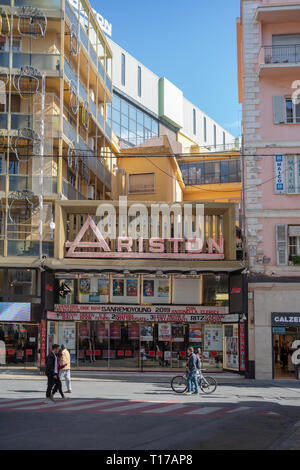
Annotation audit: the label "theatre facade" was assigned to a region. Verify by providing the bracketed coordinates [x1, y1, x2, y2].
[41, 199, 247, 373]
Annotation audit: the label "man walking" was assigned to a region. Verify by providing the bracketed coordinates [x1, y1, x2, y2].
[45, 344, 60, 403]
[185, 347, 199, 395]
[59, 344, 72, 394]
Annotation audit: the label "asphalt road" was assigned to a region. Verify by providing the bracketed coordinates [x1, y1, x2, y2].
[0, 373, 299, 450]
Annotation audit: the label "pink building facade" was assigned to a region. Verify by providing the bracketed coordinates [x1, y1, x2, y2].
[237, 0, 300, 379]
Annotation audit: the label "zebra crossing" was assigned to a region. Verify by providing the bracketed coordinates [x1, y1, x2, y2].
[0, 397, 255, 418]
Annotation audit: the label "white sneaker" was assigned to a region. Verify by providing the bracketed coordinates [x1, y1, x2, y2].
[184, 391, 193, 395]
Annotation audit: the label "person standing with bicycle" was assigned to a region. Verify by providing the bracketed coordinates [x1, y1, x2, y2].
[185, 347, 199, 395]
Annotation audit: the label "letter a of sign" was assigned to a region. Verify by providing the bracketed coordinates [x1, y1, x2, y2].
[65, 215, 111, 257]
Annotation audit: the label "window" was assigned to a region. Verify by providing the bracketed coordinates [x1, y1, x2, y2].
[128, 173, 155, 194]
[137, 66, 141, 97]
[181, 159, 241, 186]
[121, 53, 125, 86]
[223, 132, 226, 150]
[203, 117, 207, 142]
[273, 96, 300, 124]
[289, 226, 300, 264]
[193, 109, 196, 135]
[286, 98, 300, 124]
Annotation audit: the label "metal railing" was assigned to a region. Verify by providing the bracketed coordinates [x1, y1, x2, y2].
[262, 45, 300, 64]
[12, 53, 61, 72]
[62, 178, 86, 200]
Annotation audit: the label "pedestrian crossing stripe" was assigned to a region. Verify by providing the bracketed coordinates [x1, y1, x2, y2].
[0, 398, 257, 417]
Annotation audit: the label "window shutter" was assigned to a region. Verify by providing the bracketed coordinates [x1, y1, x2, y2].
[273, 96, 286, 124]
[276, 224, 288, 265]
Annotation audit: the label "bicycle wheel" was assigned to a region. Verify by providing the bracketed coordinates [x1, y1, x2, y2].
[199, 376, 217, 394]
[171, 375, 187, 393]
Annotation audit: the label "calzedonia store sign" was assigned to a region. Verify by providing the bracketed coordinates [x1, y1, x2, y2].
[49, 304, 229, 323]
[272, 313, 300, 327]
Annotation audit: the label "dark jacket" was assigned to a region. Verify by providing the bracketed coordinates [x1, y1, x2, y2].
[46, 352, 57, 377]
[187, 353, 199, 373]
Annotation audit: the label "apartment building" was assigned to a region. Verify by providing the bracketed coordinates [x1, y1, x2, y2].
[237, 0, 300, 379]
[0, 0, 113, 367]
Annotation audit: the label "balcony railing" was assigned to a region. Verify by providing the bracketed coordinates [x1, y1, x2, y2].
[7, 240, 54, 257]
[0, 52, 9, 68]
[65, 0, 78, 27]
[8, 175, 57, 195]
[262, 45, 300, 64]
[63, 117, 77, 143]
[62, 178, 86, 200]
[64, 58, 78, 84]
[12, 53, 61, 72]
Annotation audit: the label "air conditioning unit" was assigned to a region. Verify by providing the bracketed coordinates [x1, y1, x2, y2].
[87, 185, 95, 200]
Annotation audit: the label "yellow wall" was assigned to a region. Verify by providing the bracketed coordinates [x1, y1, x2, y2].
[117, 156, 183, 202]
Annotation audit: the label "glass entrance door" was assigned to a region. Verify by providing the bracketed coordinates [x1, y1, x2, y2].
[273, 327, 299, 379]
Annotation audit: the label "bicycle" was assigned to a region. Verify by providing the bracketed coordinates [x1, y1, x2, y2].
[171, 370, 217, 394]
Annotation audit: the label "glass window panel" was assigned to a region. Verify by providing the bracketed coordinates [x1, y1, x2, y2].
[189, 165, 196, 185]
[221, 161, 229, 183]
[129, 118, 136, 132]
[137, 123, 144, 137]
[112, 121, 120, 136]
[196, 163, 204, 184]
[129, 105, 136, 121]
[296, 102, 300, 123]
[120, 126, 128, 140]
[128, 131, 137, 146]
[144, 114, 151, 130]
[137, 110, 143, 125]
[228, 160, 237, 182]
[112, 108, 120, 124]
[286, 99, 293, 123]
[151, 119, 159, 135]
[113, 95, 121, 111]
[121, 99, 129, 116]
[121, 113, 128, 128]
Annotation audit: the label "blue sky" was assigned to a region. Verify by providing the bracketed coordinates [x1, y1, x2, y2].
[91, 0, 241, 138]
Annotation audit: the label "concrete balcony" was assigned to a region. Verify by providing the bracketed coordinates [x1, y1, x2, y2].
[258, 45, 300, 77]
[256, 3, 300, 24]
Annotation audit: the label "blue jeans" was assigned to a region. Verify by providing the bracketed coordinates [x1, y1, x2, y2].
[187, 371, 199, 393]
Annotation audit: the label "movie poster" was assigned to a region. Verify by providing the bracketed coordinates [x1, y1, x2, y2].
[79, 278, 90, 294]
[189, 324, 202, 342]
[204, 325, 223, 351]
[126, 279, 138, 297]
[98, 279, 109, 296]
[158, 280, 169, 298]
[140, 324, 153, 341]
[172, 324, 184, 342]
[143, 280, 154, 297]
[113, 279, 124, 297]
[158, 323, 171, 341]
